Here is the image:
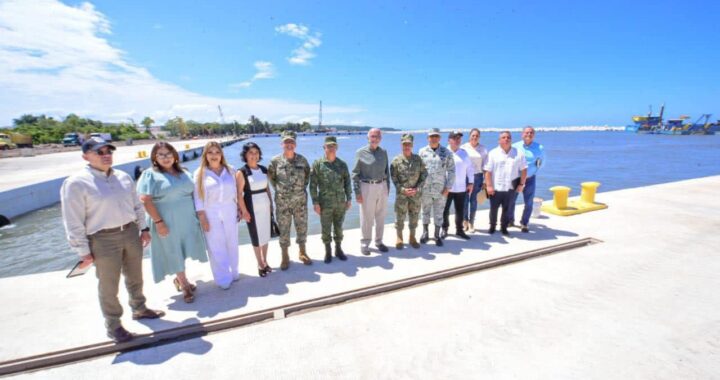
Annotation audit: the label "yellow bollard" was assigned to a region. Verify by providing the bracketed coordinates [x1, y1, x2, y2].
[137, 151, 143, 158]
[580, 182, 601, 204]
[185, 144, 190, 149]
[550, 186, 571, 210]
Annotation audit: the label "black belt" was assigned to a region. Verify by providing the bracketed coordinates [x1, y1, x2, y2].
[97, 221, 135, 234]
[250, 188, 268, 195]
[361, 178, 386, 184]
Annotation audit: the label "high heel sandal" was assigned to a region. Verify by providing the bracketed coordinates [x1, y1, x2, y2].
[182, 285, 194, 303]
[258, 267, 268, 278]
[263, 265, 272, 274]
[174, 278, 197, 292]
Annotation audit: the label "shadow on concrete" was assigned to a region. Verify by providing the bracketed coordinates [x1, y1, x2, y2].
[508, 223, 578, 242]
[113, 317, 212, 365]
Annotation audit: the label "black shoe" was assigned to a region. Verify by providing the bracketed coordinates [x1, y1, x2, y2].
[456, 230, 471, 240]
[335, 243, 347, 261]
[434, 226, 443, 247]
[488, 226, 496, 234]
[107, 326, 134, 343]
[441, 227, 448, 239]
[501, 228, 510, 236]
[521, 224, 529, 233]
[324, 243, 332, 263]
[420, 224, 429, 244]
[375, 242, 389, 252]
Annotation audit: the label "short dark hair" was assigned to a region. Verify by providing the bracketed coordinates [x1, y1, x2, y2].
[241, 142, 263, 163]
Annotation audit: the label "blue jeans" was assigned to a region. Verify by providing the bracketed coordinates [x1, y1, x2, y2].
[509, 175, 536, 226]
[463, 173, 484, 224]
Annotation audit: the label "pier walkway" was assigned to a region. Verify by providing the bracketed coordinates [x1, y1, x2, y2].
[1, 176, 719, 378]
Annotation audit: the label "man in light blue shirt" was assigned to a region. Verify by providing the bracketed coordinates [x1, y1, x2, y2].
[509, 126, 545, 232]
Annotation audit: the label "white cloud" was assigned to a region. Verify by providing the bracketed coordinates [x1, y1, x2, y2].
[0, 1, 360, 125]
[228, 60, 276, 90]
[275, 23, 322, 65]
[252, 61, 274, 80]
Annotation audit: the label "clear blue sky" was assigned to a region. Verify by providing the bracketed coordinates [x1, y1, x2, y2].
[1, 0, 718, 128]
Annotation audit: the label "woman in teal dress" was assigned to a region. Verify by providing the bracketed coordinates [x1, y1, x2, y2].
[137, 142, 208, 303]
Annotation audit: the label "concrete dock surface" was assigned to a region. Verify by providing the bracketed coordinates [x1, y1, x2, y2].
[2, 175, 719, 378]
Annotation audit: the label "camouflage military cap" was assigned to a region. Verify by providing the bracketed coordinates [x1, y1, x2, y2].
[281, 130, 297, 142]
[401, 133, 414, 144]
[428, 127, 441, 136]
[324, 135, 337, 146]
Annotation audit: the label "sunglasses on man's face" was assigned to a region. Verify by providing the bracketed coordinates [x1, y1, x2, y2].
[95, 149, 114, 156]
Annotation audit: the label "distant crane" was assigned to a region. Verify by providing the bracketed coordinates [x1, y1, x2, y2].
[217, 105, 226, 124]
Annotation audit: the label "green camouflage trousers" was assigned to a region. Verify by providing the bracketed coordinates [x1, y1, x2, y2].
[395, 194, 422, 231]
[276, 197, 308, 247]
[320, 202, 346, 244]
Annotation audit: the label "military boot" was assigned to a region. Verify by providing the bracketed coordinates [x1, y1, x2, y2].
[409, 229, 420, 249]
[299, 243, 312, 265]
[420, 224, 430, 244]
[396, 229, 404, 250]
[335, 242, 347, 261]
[280, 246, 290, 270]
[434, 226, 444, 247]
[324, 243, 332, 264]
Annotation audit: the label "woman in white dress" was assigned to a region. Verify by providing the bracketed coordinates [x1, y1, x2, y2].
[236, 142, 273, 277]
[193, 141, 239, 290]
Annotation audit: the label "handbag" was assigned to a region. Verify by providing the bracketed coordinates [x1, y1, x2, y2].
[476, 183, 488, 205]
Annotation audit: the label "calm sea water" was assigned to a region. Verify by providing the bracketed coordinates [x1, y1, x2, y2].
[1, 131, 719, 278]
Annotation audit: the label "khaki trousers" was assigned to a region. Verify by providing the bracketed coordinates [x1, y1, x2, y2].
[89, 223, 147, 332]
[360, 182, 388, 247]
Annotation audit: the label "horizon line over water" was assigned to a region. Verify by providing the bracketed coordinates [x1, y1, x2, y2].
[384, 125, 625, 133]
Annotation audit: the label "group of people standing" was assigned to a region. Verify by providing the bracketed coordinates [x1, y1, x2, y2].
[60, 127, 543, 343]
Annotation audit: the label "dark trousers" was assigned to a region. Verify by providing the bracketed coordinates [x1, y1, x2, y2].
[442, 191, 467, 232]
[489, 190, 514, 229]
[509, 175, 536, 226]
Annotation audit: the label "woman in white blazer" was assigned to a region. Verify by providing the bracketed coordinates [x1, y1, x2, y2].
[194, 141, 239, 289]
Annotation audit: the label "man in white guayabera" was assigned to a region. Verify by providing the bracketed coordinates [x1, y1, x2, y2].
[484, 131, 527, 236]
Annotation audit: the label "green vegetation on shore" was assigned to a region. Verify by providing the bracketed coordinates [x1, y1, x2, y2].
[1, 113, 398, 144]
[2, 114, 151, 144]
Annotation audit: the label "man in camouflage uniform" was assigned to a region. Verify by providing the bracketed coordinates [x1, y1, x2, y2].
[390, 133, 427, 249]
[310, 136, 352, 263]
[418, 128, 455, 247]
[268, 130, 311, 269]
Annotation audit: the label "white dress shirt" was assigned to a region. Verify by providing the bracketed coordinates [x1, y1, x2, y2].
[484, 146, 528, 191]
[461, 142, 488, 174]
[449, 147, 474, 193]
[60, 166, 147, 257]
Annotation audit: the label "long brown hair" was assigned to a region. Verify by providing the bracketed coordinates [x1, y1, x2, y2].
[150, 142, 183, 173]
[196, 141, 232, 201]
